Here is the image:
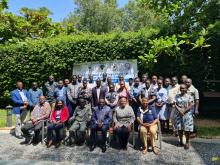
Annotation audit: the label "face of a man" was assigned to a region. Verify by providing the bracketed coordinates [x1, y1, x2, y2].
[48, 76, 54, 83]
[152, 76, 157, 84]
[181, 75, 188, 83]
[58, 81, 64, 88]
[119, 75, 124, 82]
[32, 82, 38, 89]
[89, 75, 93, 81]
[157, 80, 163, 88]
[78, 75, 82, 82]
[109, 85, 114, 92]
[64, 79, 70, 86]
[16, 82, 23, 90]
[142, 98, 148, 108]
[142, 75, 147, 83]
[146, 80, 151, 88]
[83, 81, 87, 88]
[99, 99, 105, 108]
[39, 96, 46, 105]
[164, 78, 171, 87]
[79, 99, 86, 108]
[171, 77, 178, 86]
[134, 78, 140, 86]
[96, 79, 101, 87]
[72, 76, 77, 83]
[180, 84, 187, 94]
[107, 77, 112, 84]
[185, 79, 192, 88]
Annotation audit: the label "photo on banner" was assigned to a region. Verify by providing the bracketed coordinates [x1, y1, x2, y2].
[72, 60, 138, 83]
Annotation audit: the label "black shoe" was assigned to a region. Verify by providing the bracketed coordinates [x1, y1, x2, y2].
[90, 145, 95, 152]
[27, 136, 33, 145]
[102, 145, 107, 153]
[16, 136, 24, 139]
[55, 142, 61, 148]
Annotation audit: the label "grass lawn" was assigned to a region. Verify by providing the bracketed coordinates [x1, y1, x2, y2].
[0, 109, 15, 128]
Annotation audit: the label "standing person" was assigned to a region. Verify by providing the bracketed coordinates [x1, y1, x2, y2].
[141, 74, 148, 88]
[28, 82, 43, 111]
[91, 79, 106, 108]
[173, 84, 193, 150]
[185, 78, 199, 137]
[105, 84, 119, 111]
[78, 79, 92, 106]
[11, 81, 30, 139]
[90, 99, 112, 153]
[181, 75, 188, 84]
[47, 99, 69, 148]
[88, 74, 95, 90]
[168, 76, 180, 135]
[68, 98, 92, 145]
[139, 79, 151, 103]
[101, 73, 108, 88]
[64, 78, 70, 87]
[106, 76, 113, 92]
[128, 78, 134, 91]
[67, 75, 80, 117]
[115, 74, 129, 90]
[21, 96, 51, 144]
[164, 78, 172, 93]
[116, 81, 130, 100]
[155, 79, 168, 132]
[137, 98, 160, 155]
[130, 77, 142, 130]
[77, 74, 83, 87]
[44, 75, 58, 110]
[113, 97, 135, 149]
[149, 75, 158, 91]
[54, 80, 67, 105]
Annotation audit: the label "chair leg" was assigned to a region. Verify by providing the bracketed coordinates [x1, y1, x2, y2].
[132, 124, 135, 148]
[41, 121, 44, 144]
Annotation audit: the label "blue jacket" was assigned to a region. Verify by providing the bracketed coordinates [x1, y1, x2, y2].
[54, 87, 67, 105]
[11, 89, 30, 114]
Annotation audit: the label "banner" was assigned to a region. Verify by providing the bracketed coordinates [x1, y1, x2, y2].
[72, 59, 138, 83]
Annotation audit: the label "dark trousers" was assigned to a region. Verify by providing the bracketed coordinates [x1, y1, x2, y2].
[47, 123, 65, 142]
[90, 124, 109, 146]
[115, 125, 130, 148]
[131, 103, 139, 131]
[21, 121, 43, 142]
[67, 102, 77, 117]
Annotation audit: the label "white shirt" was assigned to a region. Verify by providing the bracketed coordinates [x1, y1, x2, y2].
[18, 89, 28, 102]
[96, 87, 101, 100]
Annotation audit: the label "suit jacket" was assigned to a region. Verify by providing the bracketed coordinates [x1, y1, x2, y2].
[91, 86, 106, 107]
[11, 89, 30, 114]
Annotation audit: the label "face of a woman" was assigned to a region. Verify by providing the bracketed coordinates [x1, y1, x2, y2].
[119, 98, 127, 108]
[120, 81, 125, 89]
[57, 101, 63, 108]
[180, 85, 187, 95]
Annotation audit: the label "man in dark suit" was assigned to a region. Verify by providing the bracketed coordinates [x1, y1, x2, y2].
[11, 81, 30, 139]
[91, 79, 106, 108]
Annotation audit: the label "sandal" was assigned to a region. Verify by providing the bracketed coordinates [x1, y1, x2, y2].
[142, 148, 148, 155]
[153, 147, 160, 155]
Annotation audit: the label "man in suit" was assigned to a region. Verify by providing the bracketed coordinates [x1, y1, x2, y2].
[11, 81, 30, 139]
[91, 79, 106, 108]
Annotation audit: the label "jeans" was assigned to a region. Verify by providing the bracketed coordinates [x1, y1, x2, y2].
[90, 124, 109, 146]
[47, 123, 65, 142]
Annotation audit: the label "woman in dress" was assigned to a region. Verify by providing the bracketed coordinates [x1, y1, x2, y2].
[173, 84, 193, 149]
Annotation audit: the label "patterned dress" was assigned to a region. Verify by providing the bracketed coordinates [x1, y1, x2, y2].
[173, 94, 194, 132]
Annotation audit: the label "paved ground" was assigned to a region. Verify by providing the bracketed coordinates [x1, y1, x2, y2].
[0, 133, 219, 165]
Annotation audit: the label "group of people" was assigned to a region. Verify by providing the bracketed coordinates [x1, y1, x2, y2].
[11, 73, 199, 154]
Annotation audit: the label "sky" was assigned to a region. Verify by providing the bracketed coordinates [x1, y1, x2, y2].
[7, 0, 129, 22]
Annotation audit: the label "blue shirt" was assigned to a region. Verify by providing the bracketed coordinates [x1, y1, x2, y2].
[130, 85, 143, 99]
[137, 107, 157, 123]
[92, 105, 112, 125]
[54, 87, 67, 104]
[28, 88, 43, 107]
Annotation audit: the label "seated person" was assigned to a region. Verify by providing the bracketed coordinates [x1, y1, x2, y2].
[21, 96, 51, 144]
[90, 98, 112, 153]
[137, 98, 159, 155]
[47, 99, 69, 148]
[113, 97, 135, 150]
[68, 98, 92, 145]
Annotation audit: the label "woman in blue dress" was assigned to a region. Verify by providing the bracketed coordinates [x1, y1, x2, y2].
[173, 84, 193, 150]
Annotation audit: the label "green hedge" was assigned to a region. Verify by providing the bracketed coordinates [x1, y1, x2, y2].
[0, 29, 159, 107]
